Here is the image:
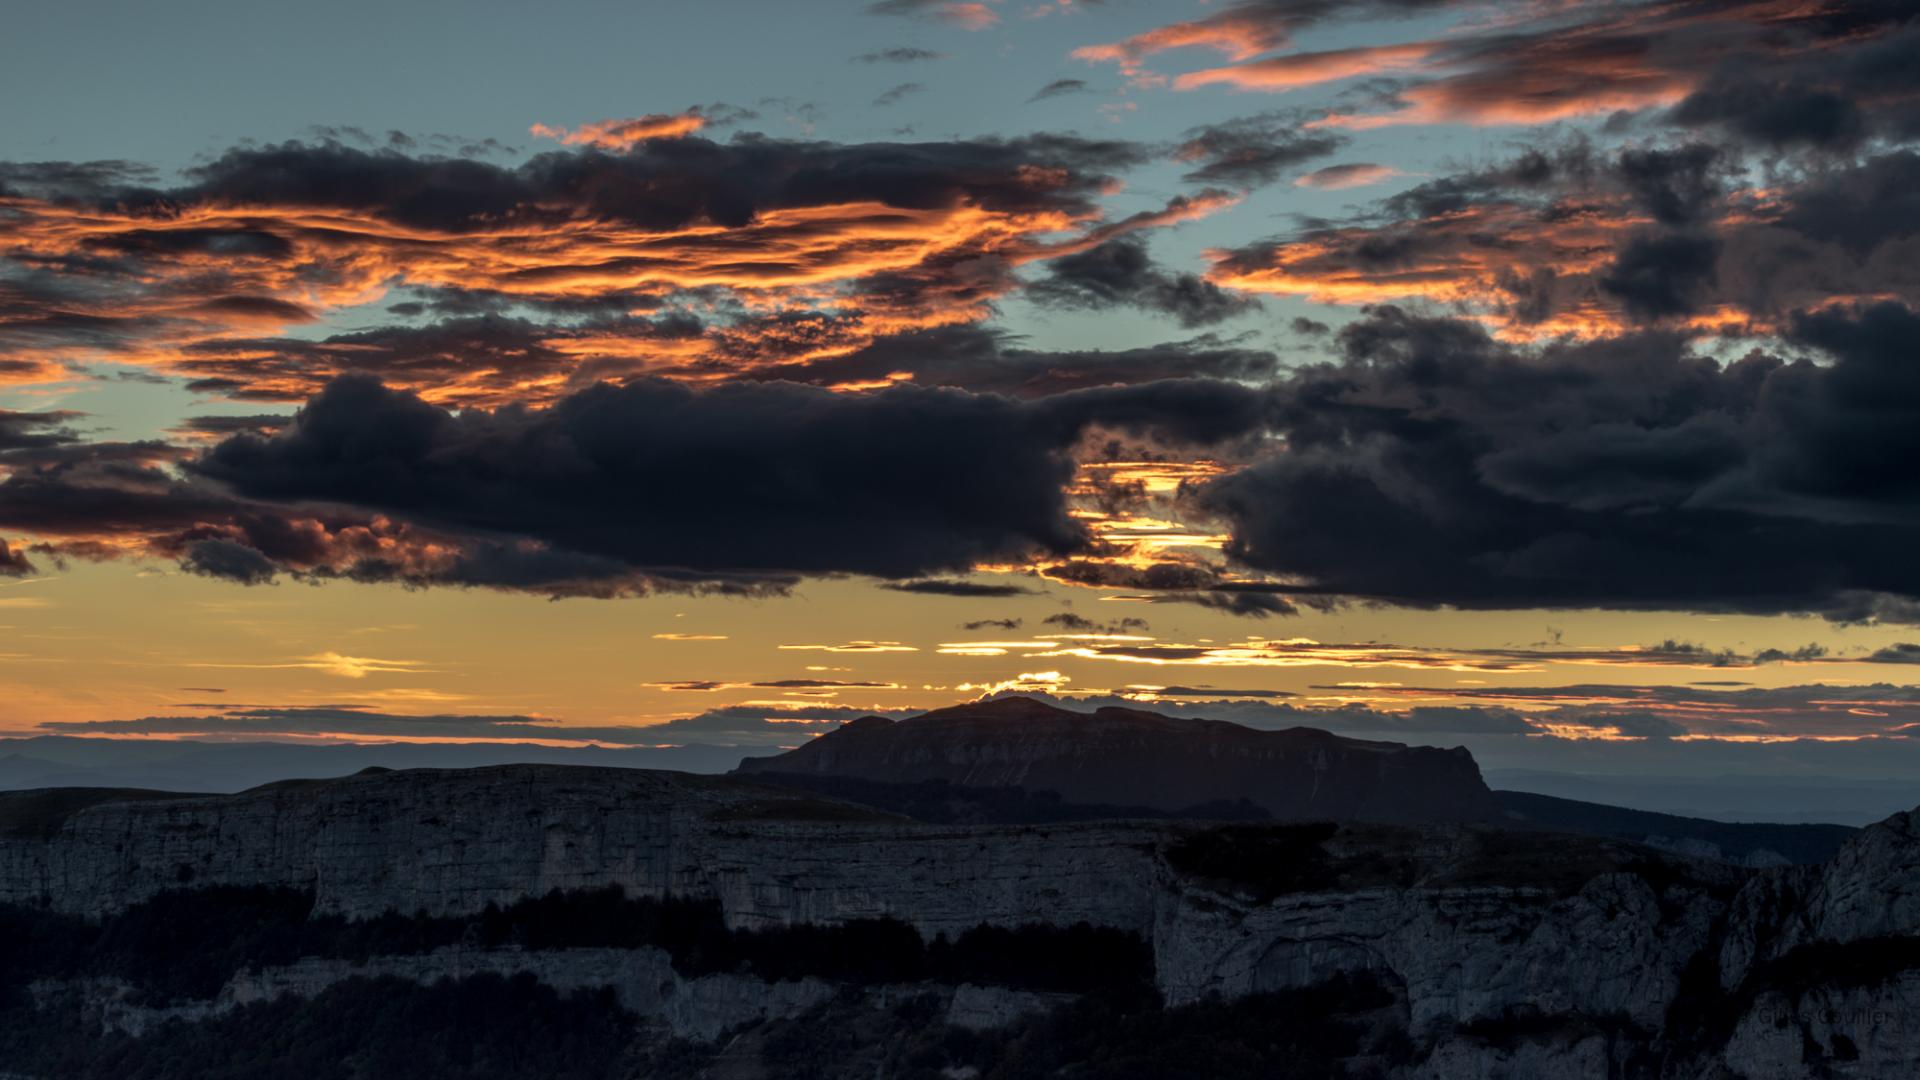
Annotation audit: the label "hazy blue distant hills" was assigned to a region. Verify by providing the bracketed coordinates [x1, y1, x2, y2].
[1484, 768, 1919, 826]
[1493, 790, 1854, 866]
[2, 702, 1885, 865]
[0, 737, 758, 794]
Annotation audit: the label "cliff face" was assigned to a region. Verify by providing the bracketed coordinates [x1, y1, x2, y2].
[2, 763, 1916, 1078]
[1704, 807, 1920, 1078]
[0, 766, 1167, 930]
[734, 696, 1500, 824]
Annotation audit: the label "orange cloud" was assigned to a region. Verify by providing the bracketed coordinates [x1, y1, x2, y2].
[1207, 200, 1642, 333]
[940, 2, 999, 30]
[0, 358, 68, 387]
[1097, 0, 1878, 135]
[529, 111, 708, 148]
[1174, 42, 1435, 92]
[932, 635, 1854, 674]
[1313, 65, 1694, 130]
[1205, 160, 1916, 340]
[1293, 163, 1400, 190]
[1073, 12, 1290, 73]
[1208, 179, 1838, 341]
[0, 157, 1230, 401]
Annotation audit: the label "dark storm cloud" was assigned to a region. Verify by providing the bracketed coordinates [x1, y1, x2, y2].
[0, 444, 239, 540]
[0, 538, 34, 576]
[1146, 589, 1303, 618]
[1042, 377, 1279, 445]
[745, 323, 1278, 396]
[961, 617, 1022, 631]
[0, 407, 81, 452]
[2, 132, 1158, 396]
[881, 579, 1037, 597]
[0, 437, 692, 597]
[1155, 1, 1916, 139]
[179, 538, 278, 586]
[1611, 144, 1725, 228]
[1668, 19, 1920, 150]
[1026, 236, 1259, 328]
[151, 134, 1144, 232]
[1175, 114, 1344, 188]
[171, 415, 291, 438]
[0, 351, 1271, 594]
[1210, 142, 1920, 332]
[192, 373, 1271, 581]
[1765, 150, 1920, 264]
[1596, 232, 1721, 320]
[1189, 303, 1920, 620]
[171, 313, 701, 404]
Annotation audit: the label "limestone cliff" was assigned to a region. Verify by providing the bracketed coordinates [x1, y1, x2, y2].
[1, 763, 1916, 1078]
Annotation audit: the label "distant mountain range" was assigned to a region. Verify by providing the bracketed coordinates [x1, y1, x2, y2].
[0, 737, 748, 794]
[735, 697, 1856, 865]
[0, 697, 1866, 865]
[1485, 767, 1920, 826]
[1492, 790, 1854, 867]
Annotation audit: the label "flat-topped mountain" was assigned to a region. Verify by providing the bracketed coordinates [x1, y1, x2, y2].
[734, 696, 1501, 824]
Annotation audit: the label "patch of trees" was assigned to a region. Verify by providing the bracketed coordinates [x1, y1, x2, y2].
[1165, 821, 1735, 904]
[1754, 935, 1920, 995]
[1623, 931, 1920, 1074]
[0, 968, 1413, 1080]
[1492, 790, 1854, 865]
[0, 788, 197, 840]
[0, 885, 1152, 1004]
[1163, 823, 1345, 900]
[744, 972, 1410, 1080]
[1454, 1006, 1646, 1050]
[0, 973, 635, 1080]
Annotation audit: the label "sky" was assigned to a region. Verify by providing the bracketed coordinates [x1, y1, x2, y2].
[4, 0, 1920, 787]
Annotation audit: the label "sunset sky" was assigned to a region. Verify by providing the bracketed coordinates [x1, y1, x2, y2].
[5, 0, 1920, 776]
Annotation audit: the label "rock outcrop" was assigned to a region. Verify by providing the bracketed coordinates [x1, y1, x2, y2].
[735, 696, 1500, 824]
[2, 762, 1917, 1077]
[0, 766, 1169, 931]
